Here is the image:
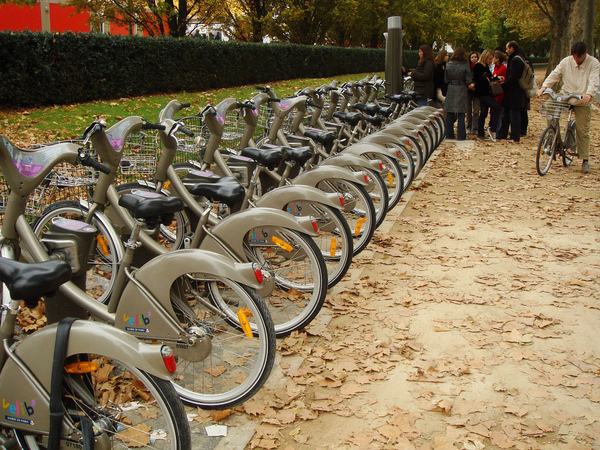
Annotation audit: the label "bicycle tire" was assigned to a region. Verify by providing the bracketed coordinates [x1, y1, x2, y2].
[31, 201, 123, 304]
[169, 276, 276, 408]
[361, 168, 388, 228]
[243, 228, 328, 337]
[536, 126, 557, 176]
[563, 128, 577, 167]
[283, 200, 353, 288]
[362, 152, 404, 210]
[22, 353, 191, 449]
[315, 178, 375, 255]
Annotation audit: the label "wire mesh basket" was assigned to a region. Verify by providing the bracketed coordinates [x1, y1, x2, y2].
[256, 105, 275, 135]
[118, 129, 159, 183]
[221, 109, 245, 151]
[540, 100, 571, 120]
[173, 115, 208, 164]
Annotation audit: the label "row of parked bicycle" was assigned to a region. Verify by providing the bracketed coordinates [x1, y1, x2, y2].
[0, 74, 444, 449]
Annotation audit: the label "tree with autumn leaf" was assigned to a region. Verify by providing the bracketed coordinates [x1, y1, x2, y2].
[67, 0, 226, 37]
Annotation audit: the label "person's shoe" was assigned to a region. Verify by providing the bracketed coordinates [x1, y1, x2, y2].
[486, 127, 496, 142]
[582, 160, 590, 173]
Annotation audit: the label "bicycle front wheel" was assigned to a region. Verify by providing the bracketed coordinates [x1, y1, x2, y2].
[42, 353, 190, 450]
[536, 126, 557, 176]
[244, 228, 328, 337]
[284, 201, 353, 288]
[316, 179, 376, 255]
[169, 276, 276, 409]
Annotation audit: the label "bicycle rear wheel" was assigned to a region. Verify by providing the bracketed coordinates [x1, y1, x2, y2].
[536, 126, 556, 176]
[29, 353, 190, 449]
[32, 201, 123, 304]
[169, 276, 276, 408]
[563, 128, 577, 167]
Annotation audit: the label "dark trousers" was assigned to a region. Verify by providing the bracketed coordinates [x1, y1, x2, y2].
[446, 112, 466, 140]
[496, 107, 522, 142]
[520, 109, 529, 136]
[477, 95, 501, 137]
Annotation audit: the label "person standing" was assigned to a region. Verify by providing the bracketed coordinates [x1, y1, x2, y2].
[537, 41, 600, 173]
[444, 47, 474, 140]
[473, 49, 502, 140]
[433, 49, 449, 106]
[467, 51, 480, 134]
[496, 41, 526, 142]
[409, 44, 435, 106]
[492, 51, 507, 107]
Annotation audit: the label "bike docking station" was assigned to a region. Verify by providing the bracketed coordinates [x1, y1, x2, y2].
[384, 16, 404, 96]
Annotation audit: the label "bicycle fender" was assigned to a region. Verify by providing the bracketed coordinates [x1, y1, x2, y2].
[320, 153, 383, 173]
[361, 133, 412, 149]
[341, 142, 401, 160]
[292, 165, 367, 187]
[254, 185, 343, 210]
[118, 249, 264, 329]
[1, 321, 170, 433]
[200, 207, 317, 259]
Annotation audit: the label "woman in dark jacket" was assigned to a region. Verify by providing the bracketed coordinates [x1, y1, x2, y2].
[496, 41, 526, 142]
[409, 44, 435, 106]
[433, 49, 449, 106]
[473, 49, 502, 139]
[444, 47, 474, 140]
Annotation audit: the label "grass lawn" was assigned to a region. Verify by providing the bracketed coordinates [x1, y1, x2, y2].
[0, 72, 383, 146]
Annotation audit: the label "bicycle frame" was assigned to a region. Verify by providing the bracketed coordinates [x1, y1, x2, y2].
[0, 128, 262, 351]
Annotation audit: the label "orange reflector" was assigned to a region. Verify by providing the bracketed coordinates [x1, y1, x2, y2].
[164, 180, 171, 190]
[330, 238, 337, 258]
[64, 361, 99, 374]
[387, 172, 394, 187]
[355, 217, 366, 236]
[237, 308, 254, 338]
[97, 235, 109, 256]
[272, 236, 293, 252]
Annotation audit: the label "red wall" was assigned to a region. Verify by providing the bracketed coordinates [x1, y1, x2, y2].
[0, 3, 140, 35]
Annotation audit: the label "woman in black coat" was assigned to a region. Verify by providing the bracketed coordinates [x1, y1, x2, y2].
[473, 49, 502, 139]
[409, 44, 435, 106]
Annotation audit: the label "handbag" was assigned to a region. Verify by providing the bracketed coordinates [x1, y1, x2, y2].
[490, 80, 503, 97]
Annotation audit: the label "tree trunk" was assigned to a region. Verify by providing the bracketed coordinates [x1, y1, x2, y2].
[570, 0, 594, 51]
[546, 0, 576, 76]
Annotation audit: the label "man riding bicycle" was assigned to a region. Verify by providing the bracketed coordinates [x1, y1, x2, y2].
[537, 42, 599, 173]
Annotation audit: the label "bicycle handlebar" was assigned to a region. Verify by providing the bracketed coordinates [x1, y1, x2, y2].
[267, 98, 281, 103]
[237, 101, 256, 110]
[142, 121, 166, 131]
[307, 100, 322, 109]
[176, 124, 194, 137]
[180, 102, 191, 109]
[201, 105, 217, 116]
[78, 150, 111, 174]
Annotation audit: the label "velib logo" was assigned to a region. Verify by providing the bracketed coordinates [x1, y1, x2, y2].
[249, 228, 270, 243]
[3, 399, 35, 425]
[123, 311, 152, 332]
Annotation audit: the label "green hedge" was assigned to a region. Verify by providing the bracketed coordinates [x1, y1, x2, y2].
[0, 31, 385, 107]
